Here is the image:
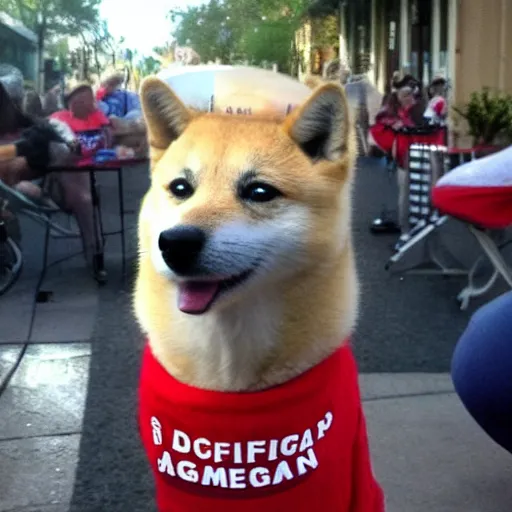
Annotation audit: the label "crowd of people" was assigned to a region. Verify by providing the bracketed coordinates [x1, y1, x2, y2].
[0, 64, 147, 279]
[367, 73, 512, 464]
[366, 73, 448, 238]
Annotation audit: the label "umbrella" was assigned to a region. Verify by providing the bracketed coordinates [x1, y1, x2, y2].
[157, 65, 312, 117]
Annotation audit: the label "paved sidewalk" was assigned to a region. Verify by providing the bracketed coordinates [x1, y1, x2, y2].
[0, 166, 147, 512]
[4, 351, 512, 512]
[1, 159, 511, 512]
[362, 376, 512, 512]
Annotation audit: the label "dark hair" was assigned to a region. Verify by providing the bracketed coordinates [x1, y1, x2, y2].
[393, 74, 417, 89]
[428, 78, 447, 100]
[0, 82, 33, 135]
[380, 91, 401, 118]
[431, 77, 447, 87]
[393, 74, 423, 103]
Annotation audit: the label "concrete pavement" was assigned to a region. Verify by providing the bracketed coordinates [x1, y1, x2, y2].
[363, 377, 512, 512]
[0, 166, 145, 512]
[1, 160, 511, 512]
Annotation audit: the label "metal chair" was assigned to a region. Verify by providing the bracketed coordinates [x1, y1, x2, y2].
[386, 144, 512, 309]
[0, 178, 80, 294]
[385, 142, 470, 275]
[456, 226, 512, 310]
[0, 196, 22, 295]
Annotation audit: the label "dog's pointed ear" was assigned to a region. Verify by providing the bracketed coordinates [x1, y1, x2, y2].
[140, 76, 191, 151]
[283, 83, 350, 161]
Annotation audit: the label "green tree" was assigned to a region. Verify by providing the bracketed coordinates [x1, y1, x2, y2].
[171, 0, 234, 64]
[235, 0, 313, 71]
[170, 0, 314, 72]
[139, 56, 161, 77]
[238, 18, 295, 70]
[0, 0, 101, 89]
[44, 36, 70, 72]
[83, 19, 118, 77]
[0, 0, 100, 37]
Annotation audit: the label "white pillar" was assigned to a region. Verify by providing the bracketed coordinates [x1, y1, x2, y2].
[370, 0, 377, 84]
[400, 0, 410, 73]
[431, 0, 441, 77]
[447, 0, 458, 103]
[339, 1, 349, 71]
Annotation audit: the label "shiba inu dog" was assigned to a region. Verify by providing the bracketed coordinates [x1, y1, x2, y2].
[134, 76, 384, 511]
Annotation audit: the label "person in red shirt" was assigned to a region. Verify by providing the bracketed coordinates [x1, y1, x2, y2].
[424, 78, 448, 125]
[369, 86, 418, 156]
[0, 66, 75, 189]
[52, 83, 112, 159]
[369, 84, 422, 235]
[50, 84, 112, 279]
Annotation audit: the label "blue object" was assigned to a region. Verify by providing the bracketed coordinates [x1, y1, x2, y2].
[451, 291, 512, 454]
[76, 129, 106, 157]
[94, 149, 117, 163]
[101, 89, 141, 118]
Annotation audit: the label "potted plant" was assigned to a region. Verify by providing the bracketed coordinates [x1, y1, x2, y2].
[453, 87, 512, 155]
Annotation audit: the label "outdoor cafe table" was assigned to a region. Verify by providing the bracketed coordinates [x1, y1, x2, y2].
[48, 156, 148, 279]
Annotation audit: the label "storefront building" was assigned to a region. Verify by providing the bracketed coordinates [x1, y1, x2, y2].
[343, 0, 512, 105]
[0, 12, 38, 85]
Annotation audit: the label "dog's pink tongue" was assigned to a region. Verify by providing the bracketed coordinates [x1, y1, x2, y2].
[178, 281, 220, 314]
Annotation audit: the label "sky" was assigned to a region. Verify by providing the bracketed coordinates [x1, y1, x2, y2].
[99, 0, 205, 56]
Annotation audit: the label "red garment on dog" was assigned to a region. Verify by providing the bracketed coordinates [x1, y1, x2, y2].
[139, 341, 385, 512]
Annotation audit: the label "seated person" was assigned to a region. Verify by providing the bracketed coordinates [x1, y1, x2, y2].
[96, 72, 142, 119]
[432, 144, 512, 229]
[0, 66, 74, 188]
[0, 68, 77, 253]
[50, 83, 114, 276]
[95, 73, 147, 156]
[52, 83, 112, 158]
[0, 65, 34, 186]
[424, 77, 448, 126]
[452, 290, 512, 455]
[447, 148, 512, 464]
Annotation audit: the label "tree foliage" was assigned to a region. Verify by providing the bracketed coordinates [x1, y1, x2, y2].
[0, 0, 127, 85]
[0, 0, 100, 38]
[170, 0, 315, 72]
[171, 0, 235, 64]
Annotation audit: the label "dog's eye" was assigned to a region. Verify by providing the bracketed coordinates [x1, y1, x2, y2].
[169, 178, 194, 199]
[239, 182, 283, 203]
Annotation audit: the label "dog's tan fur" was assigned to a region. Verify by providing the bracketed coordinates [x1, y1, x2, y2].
[134, 76, 358, 392]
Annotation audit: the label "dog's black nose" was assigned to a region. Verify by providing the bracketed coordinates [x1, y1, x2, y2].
[158, 226, 206, 274]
